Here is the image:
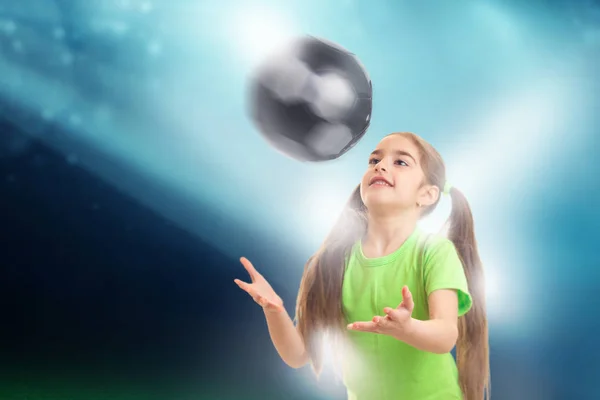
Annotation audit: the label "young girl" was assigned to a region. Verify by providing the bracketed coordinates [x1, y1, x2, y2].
[234, 132, 490, 400]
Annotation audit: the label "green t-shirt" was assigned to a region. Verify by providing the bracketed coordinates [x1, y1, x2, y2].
[341, 228, 472, 400]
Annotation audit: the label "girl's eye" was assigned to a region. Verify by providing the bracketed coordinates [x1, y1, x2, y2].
[369, 158, 408, 166]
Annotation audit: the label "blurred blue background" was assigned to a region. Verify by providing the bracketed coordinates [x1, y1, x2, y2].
[0, 0, 598, 399]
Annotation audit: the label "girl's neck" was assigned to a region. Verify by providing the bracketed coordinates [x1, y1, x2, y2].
[362, 211, 418, 258]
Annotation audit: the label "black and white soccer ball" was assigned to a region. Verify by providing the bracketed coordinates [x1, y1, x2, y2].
[247, 35, 373, 162]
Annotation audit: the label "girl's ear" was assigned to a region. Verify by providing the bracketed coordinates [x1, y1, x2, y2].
[418, 184, 440, 207]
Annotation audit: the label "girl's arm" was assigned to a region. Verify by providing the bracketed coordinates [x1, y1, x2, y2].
[234, 257, 309, 368]
[263, 307, 309, 368]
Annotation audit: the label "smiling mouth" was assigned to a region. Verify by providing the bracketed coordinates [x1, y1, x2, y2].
[370, 179, 393, 187]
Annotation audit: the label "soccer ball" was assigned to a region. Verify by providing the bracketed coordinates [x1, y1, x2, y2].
[247, 35, 373, 162]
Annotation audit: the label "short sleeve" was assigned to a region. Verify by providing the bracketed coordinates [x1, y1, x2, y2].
[423, 238, 472, 317]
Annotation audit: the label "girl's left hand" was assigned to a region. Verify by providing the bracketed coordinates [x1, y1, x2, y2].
[347, 285, 414, 338]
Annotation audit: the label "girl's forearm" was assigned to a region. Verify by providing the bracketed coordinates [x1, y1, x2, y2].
[395, 318, 458, 354]
[263, 308, 309, 368]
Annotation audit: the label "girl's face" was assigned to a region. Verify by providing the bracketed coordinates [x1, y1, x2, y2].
[360, 134, 429, 213]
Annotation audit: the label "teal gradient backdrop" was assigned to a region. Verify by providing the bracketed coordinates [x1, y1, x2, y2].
[0, 0, 598, 399]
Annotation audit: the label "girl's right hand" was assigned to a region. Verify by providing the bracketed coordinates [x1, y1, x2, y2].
[234, 257, 285, 313]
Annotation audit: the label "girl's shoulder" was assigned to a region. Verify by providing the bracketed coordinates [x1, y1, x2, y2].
[416, 231, 458, 260]
[417, 231, 452, 249]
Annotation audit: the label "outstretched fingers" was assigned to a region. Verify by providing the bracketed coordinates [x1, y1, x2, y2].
[235, 278, 260, 302]
[347, 321, 379, 332]
[234, 279, 283, 312]
[234, 279, 254, 296]
[240, 257, 260, 282]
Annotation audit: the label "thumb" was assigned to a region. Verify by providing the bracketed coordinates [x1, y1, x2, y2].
[399, 285, 414, 312]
